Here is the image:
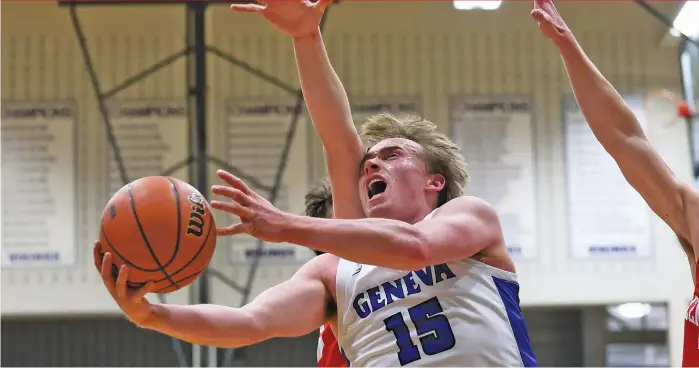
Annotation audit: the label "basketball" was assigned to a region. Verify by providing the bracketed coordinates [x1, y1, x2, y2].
[99, 176, 217, 294]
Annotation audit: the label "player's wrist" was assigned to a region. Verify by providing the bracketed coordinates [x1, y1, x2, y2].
[135, 303, 162, 330]
[276, 211, 317, 245]
[292, 28, 322, 43]
[553, 34, 580, 56]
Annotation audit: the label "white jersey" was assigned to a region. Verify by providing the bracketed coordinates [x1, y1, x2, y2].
[335, 213, 537, 367]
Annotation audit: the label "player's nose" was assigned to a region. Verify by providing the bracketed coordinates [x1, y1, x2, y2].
[363, 158, 380, 176]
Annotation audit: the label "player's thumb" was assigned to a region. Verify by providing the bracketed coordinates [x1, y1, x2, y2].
[315, 0, 333, 11]
[530, 9, 546, 23]
[133, 281, 156, 299]
[531, 10, 557, 37]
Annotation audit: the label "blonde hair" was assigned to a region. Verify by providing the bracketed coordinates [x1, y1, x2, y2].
[360, 113, 469, 207]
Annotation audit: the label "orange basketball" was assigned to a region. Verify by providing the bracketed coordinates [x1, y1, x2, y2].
[99, 176, 217, 293]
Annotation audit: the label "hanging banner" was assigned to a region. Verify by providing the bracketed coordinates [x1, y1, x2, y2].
[564, 93, 652, 259]
[308, 96, 422, 181]
[450, 94, 538, 260]
[351, 96, 422, 129]
[105, 101, 189, 197]
[226, 98, 310, 265]
[1, 102, 78, 267]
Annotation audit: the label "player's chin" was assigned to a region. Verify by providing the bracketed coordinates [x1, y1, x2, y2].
[365, 195, 391, 217]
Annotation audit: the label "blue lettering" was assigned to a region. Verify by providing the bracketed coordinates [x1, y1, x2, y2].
[367, 286, 386, 311]
[434, 264, 456, 283]
[9, 252, 60, 262]
[382, 279, 404, 305]
[414, 266, 434, 286]
[403, 273, 422, 296]
[353, 293, 371, 319]
[353, 263, 458, 319]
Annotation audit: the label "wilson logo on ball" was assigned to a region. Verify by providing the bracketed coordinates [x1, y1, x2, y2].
[186, 193, 206, 237]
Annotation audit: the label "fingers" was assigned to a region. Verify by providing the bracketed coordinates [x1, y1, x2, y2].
[116, 264, 129, 299]
[133, 282, 155, 300]
[211, 199, 256, 218]
[314, 0, 333, 10]
[216, 170, 252, 195]
[303, 0, 331, 10]
[100, 252, 117, 295]
[216, 222, 251, 237]
[93, 241, 103, 272]
[230, 3, 266, 12]
[530, 8, 560, 36]
[212, 185, 253, 205]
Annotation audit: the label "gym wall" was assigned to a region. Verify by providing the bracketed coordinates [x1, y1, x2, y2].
[1, 1, 691, 365]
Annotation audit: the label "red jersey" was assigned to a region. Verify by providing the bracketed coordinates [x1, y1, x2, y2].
[317, 323, 348, 367]
[684, 260, 699, 367]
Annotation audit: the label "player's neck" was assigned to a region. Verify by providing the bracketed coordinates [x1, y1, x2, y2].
[386, 206, 434, 224]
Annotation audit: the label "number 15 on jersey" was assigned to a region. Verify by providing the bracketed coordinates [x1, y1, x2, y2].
[383, 297, 456, 366]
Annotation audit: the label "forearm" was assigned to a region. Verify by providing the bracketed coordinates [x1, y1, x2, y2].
[292, 31, 357, 148]
[557, 39, 645, 148]
[282, 215, 428, 270]
[292, 32, 366, 219]
[143, 304, 265, 348]
[557, 38, 690, 235]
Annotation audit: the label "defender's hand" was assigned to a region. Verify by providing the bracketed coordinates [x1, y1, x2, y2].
[211, 170, 289, 242]
[93, 242, 155, 327]
[230, 0, 332, 39]
[531, 0, 573, 45]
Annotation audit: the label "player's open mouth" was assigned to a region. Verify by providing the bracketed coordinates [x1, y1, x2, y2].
[367, 178, 387, 200]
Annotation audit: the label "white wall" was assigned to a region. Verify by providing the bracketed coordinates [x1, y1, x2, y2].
[1, 1, 692, 364]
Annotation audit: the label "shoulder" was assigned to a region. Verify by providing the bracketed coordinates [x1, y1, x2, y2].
[435, 196, 512, 267]
[433, 196, 499, 224]
[680, 182, 699, 238]
[298, 253, 341, 279]
[297, 254, 341, 303]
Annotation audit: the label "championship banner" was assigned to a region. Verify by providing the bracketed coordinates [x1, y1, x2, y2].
[351, 96, 422, 129]
[1, 102, 78, 267]
[226, 98, 309, 265]
[450, 94, 538, 260]
[563, 93, 652, 259]
[105, 101, 189, 197]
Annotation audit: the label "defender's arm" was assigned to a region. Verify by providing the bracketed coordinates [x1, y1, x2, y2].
[557, 40, 690, 240]
[279, 196, 502, 270]
[142, 256, 332, 347]
[293, 32, 365, 219]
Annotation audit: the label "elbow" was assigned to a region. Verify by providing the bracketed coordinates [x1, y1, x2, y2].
[215, 311, 270, 349]
[402, 230, 431, 270]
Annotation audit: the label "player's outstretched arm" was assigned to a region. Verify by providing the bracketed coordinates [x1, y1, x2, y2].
[292, 31, 365, 220]
[211, 174, 501, 270]
[94, 241, 331, 348]
[532, 0, 693, 243]
[230, 0, 365, 220]
[280, 196, 503, 270]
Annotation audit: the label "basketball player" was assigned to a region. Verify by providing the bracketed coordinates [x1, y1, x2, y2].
[304, 179, 349, 367]
[530, 0, 699, 365]
[213, 0, 536, 365]
[93, 1, 537, 365]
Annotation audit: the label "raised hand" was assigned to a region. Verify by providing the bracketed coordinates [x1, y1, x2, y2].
[211, 169, 289, 242]
[231, 0, 332, 38]
[93, 241, 155, 327]
[530, 0, 573, 45]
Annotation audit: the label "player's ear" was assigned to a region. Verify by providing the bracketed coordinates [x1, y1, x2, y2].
[426, 173, 445, 193]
